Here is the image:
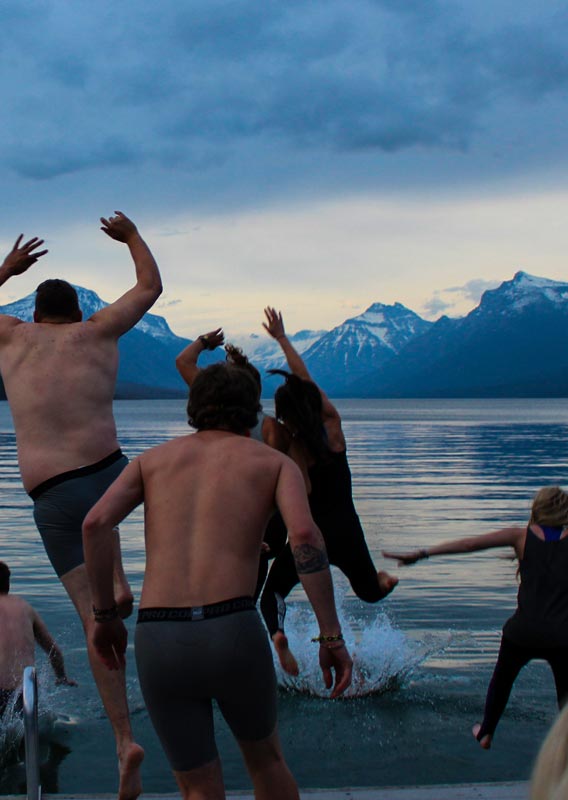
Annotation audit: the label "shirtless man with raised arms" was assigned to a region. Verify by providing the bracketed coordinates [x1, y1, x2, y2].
[0, 212, 162, 799]
[83, 363, 353, 800]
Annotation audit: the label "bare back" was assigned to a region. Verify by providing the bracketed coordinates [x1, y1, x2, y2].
[0, 595, 36, 690]
[0, 319, 120, 492]
[137, 430, 299, 608]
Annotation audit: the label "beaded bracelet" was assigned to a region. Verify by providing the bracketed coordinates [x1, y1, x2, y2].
[419, 549, 430, 560]
[93, 603, 119, 623]
[311, 633, 344, 644]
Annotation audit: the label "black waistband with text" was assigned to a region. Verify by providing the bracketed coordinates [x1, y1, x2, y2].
[137, 596, 255, 623]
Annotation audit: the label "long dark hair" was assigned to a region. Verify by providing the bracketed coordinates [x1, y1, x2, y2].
[269, 370, 330, 461]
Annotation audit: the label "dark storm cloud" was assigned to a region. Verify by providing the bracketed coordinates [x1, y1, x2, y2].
[2, 1, 568, 181]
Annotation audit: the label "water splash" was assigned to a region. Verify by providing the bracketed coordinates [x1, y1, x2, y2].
[0, 661, 57, 766]
[274, 597, 434, 698]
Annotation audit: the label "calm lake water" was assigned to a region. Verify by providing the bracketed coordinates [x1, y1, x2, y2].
[1, 397, 568, 793]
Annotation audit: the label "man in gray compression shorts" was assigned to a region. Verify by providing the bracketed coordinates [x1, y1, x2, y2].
[0, 213, 162, 800]
[84, 363, 352, 800]
[32, 450, 128, 578]
[135, 601, 277, 771]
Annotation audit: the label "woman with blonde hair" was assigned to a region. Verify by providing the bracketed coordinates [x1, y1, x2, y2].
[384, 486, 568, 751]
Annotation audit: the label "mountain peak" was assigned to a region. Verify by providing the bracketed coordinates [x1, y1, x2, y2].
[510, 271, 568, 289]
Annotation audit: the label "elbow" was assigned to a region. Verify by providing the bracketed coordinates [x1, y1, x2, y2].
[143, 274, 163, 300]
[82, 510, 105, 544]
[288, 524, 323, 549]
[150, 277, 163, 300]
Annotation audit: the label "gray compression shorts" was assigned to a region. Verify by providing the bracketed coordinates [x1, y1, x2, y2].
[31, 450, 128, 578]
[135, 600, 278, 772]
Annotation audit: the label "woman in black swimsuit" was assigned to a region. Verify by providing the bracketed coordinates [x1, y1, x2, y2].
[259, 307, 398, 675]
[384, 485, 568, 750]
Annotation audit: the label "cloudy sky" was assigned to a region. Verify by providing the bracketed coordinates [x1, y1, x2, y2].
[1, 0, 568, 337]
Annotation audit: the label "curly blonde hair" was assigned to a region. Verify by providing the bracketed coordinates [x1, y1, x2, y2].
[530, 486, 568, 529]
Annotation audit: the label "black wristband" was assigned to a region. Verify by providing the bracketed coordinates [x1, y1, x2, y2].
[199, 335, 212, 350]
[93, 603, 119, 623]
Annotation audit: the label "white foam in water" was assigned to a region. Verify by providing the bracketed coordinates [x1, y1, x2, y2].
[274, 591, 430, 698]
[0, 660, 57, 766]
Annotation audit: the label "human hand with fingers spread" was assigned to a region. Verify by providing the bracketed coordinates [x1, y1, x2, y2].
[100, 211, 139, 244]
[263, 307, 286, 341]
[1, 234, 48, 279]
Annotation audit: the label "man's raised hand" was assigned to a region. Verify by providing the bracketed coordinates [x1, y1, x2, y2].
[2, 235, 48, 276]
[100, 211, 138, 244]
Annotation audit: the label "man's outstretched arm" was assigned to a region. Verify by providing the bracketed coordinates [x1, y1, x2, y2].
[90, 212, 162, 337]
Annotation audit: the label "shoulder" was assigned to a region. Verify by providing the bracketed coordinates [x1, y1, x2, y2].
[262, 416, 291, 452]
[2, 594, 33, 617]
[0, 315, 25, 341]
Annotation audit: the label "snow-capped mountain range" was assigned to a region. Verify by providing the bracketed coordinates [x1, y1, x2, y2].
[1, 271, 567, 398]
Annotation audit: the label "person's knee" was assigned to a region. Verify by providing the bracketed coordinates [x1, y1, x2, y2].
[239, 731, 286, 774]
[174, 757, 224, 800]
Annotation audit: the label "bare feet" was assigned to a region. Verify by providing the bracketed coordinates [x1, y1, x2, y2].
[272, 631, 299, 676]
[377, 570, 398, 598]
[118, 742, 144, 800]
[472, 723, 492, 750]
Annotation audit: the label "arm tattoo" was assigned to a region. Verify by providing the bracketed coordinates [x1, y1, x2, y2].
[292, 543, 329, 574]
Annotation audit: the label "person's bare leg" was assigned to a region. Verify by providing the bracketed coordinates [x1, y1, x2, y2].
[472, 723, 492, 750]
[61, 566, 144, 800]
[271, 631, 299, 676]
[238, 728, 299, 800]
[111, 528, 134, 619]
[378, 570, 398, 597]
[174, 757, 225, 800]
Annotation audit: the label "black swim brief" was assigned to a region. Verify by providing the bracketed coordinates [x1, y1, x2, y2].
[135, 598, 277, 772]
[31, 449, 128, 578]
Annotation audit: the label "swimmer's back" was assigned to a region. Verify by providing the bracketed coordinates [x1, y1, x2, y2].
[0, 595, 35, 690]
[138, 429, 300, 608]
[0, 320, 120, 491]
